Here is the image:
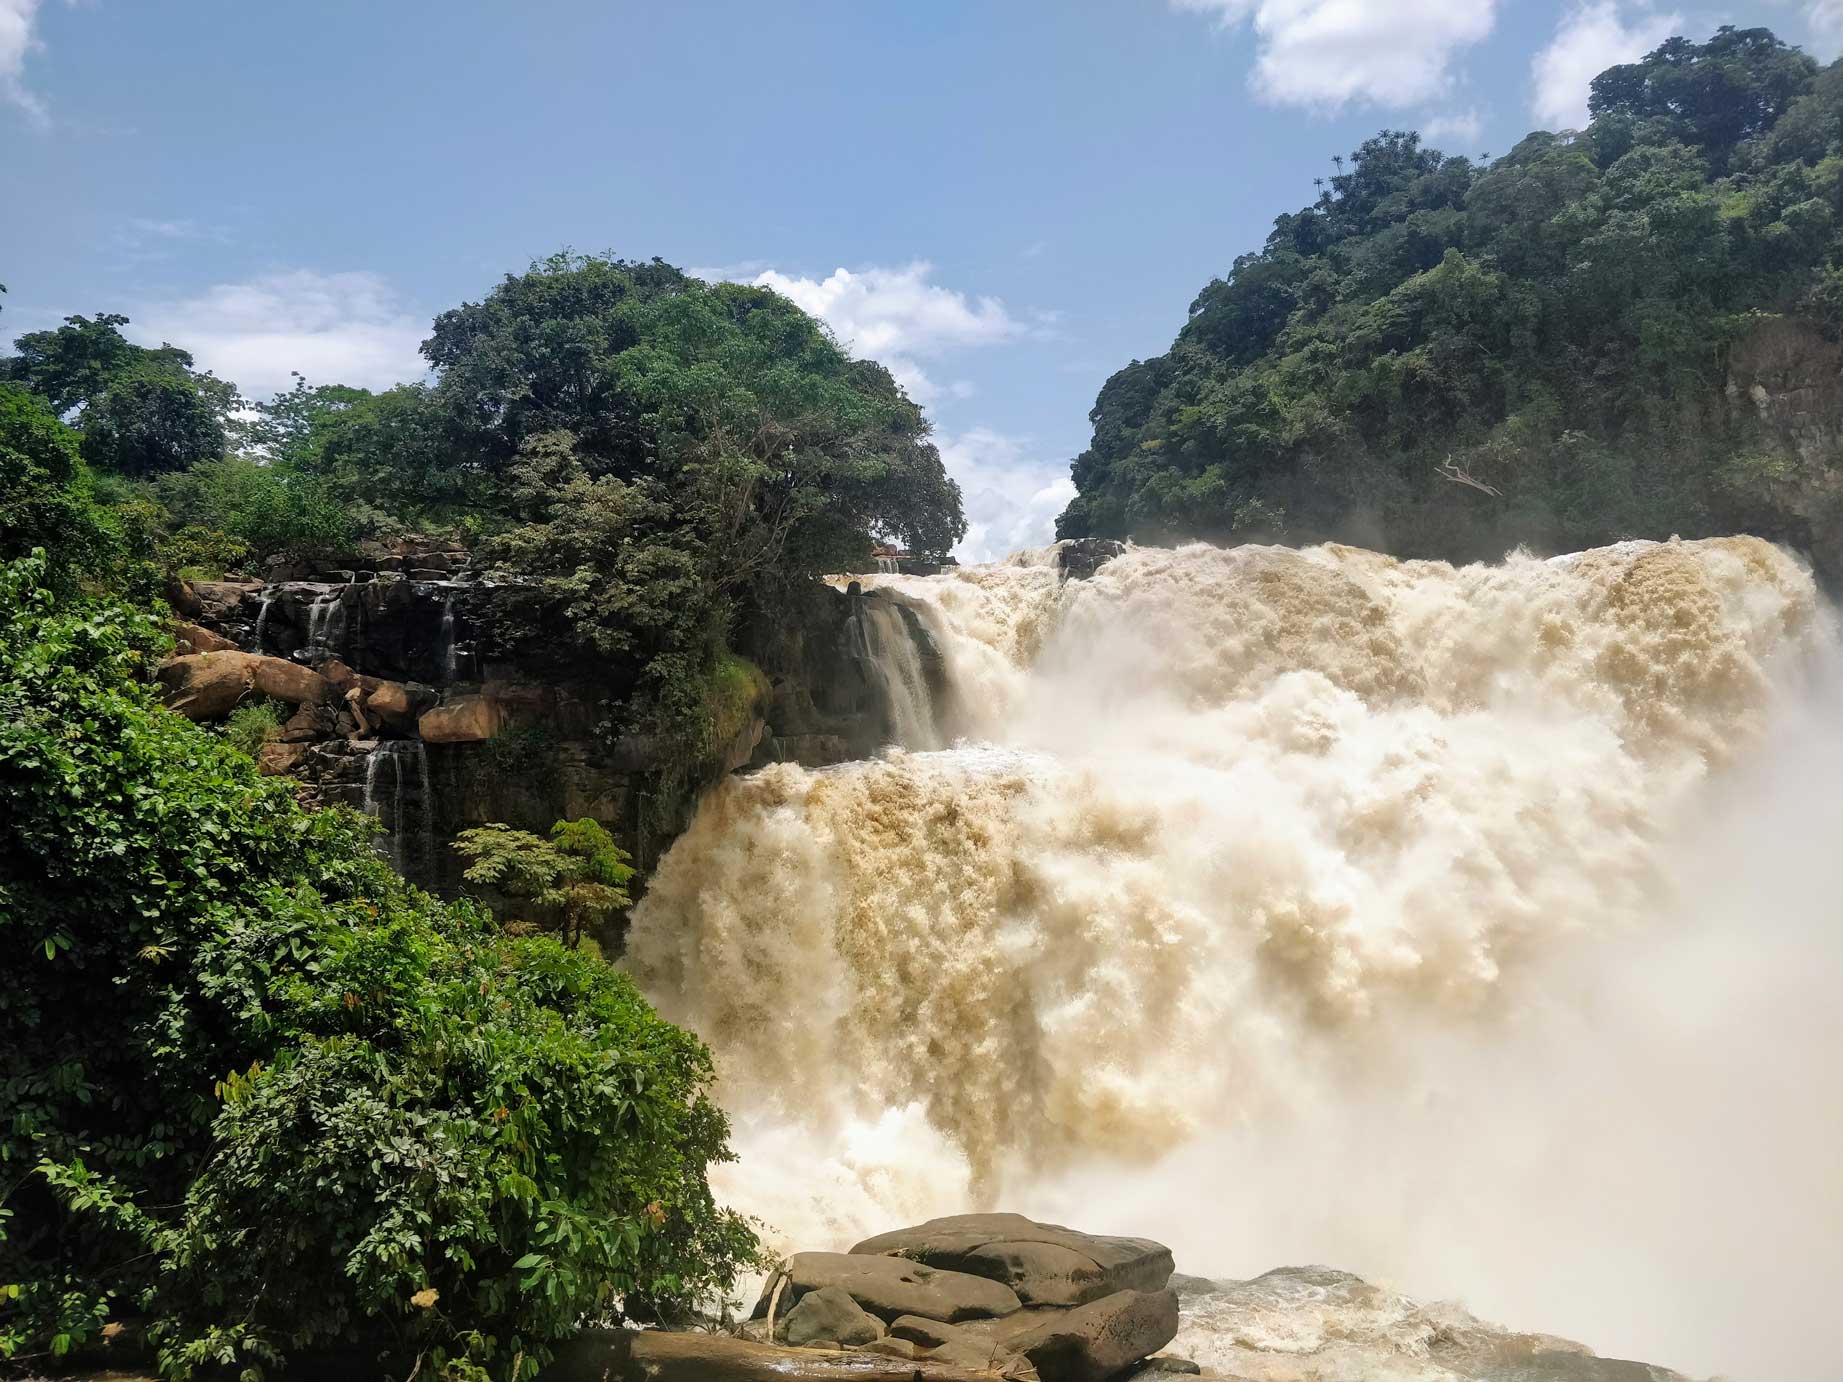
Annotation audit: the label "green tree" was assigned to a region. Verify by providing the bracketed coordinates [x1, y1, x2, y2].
[426, 254, 964, 767]
[454, 818, 636, 949]
[155, 454, 356, 562]
[0, 385, 115, 592]
[0, 556, 754, 1379]
[1058, 28, 1843, 575]
[5, 315, 233, 477]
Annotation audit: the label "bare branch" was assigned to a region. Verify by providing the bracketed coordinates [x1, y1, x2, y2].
[1436, 457, 1502, 498]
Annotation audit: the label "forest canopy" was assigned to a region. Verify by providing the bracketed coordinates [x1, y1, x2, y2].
[1057, 27, 1843, 572]
[0, 256, 968, 758]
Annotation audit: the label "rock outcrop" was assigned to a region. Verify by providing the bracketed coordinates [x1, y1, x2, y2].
[852, 1213, 1175, 1307]
[1168, 1266, 1697, 1381]
[984, 1290, 1181, 1382]
[751, 1216, 1178, 1382]
[759, 1252, 1023, 1325]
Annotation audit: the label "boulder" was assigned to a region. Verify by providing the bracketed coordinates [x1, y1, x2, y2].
[257, 741, 311, 777]
[172, 620, 238, 654]
[851, 1214, 1174, 1308]
[859, 1337, 921, 1361]
[279, 702, 337, 743]
[1124, 1359, 1201, 1377]
[756, 1252, 1022, 1325]
[993, 1289, 1179, 1382]
[363, 679, 426, 733]
[892, 1316, 969, 1350]
[1056, 539, 1125, 581]
[172, 579, 260, 622]
[781, 1286, 885, 1348]
[157, 652, 333, 721]
[419, 695, 499, 744]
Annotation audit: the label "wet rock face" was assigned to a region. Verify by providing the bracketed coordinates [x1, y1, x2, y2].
[162, 543, 952, 896]
[1170, 1266, 1697, 1382]
[1056, 538, 1125, 581]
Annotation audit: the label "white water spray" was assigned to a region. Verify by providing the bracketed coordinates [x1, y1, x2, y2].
[627, 537, 1843, 1379]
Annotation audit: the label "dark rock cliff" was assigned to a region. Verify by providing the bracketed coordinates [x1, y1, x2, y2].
[167, 536, 984, 902]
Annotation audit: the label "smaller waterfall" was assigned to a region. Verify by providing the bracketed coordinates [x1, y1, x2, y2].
[413, 740, 436, 880]
[361, 740, 436, 881]
[361, 742, 407, 873]
[875, 555, 901, 575]
[439, 596, 464, 682]
[855, 600, 940, 749]
[305, 587, 351, 665]
[306, 593, 335, 662]
[253, 594, 274, 651]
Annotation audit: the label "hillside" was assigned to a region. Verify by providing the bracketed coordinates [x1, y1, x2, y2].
[1056, 27, 1843, 577]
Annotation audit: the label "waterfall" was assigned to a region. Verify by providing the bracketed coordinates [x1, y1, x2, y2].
[413, 740, 436, 880]
[853, 598, 939, 749]
[362, 741, 409, 873]
[362, 740, 436, 881]
[253, 594, 274, 651]
[439, 595, 466, 683]
[306, 591, 336, 662]
[629, 536, 1843, 1378]
[305, 586, 352, 665]
[875, 555, 900, 575]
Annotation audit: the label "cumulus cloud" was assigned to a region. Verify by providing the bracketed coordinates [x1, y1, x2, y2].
[1531, 1, 1680, 131]
[936, 427, 1076, 564]
[129, 271, 429, 401]
[746, 262, 1026, 404]
[1172, 0, 1497, 109]
[1805, 0, 1843, 56]
[1, 0, 51, 125]
[1422, 108, 1485, 147]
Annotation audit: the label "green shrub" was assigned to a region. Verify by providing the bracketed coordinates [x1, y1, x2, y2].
[0, 385, 118, 594]
[0, 552, 757, 1379]
[156, 456, 357, 564]
[220, 700, 284, 757]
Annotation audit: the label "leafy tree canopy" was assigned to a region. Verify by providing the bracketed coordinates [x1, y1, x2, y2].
[0, 553, 756, 1378]
[4, 313, 235, 477]
[1058, 29, 1843, 573]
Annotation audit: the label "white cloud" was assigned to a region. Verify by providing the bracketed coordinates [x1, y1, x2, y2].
[1173, 0, 1497, 109]
[128, 271, 428, 401]
[1422, 108, 1485, 147]
[1805, 0, 1843, 56]
[1, 0, 50, 125]
[748, 262, 1026, 404]
[936, 427, 1076, 564]
[1531, 1, 1680, 131]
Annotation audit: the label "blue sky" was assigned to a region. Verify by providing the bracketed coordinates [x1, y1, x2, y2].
[3, 1, 1838, 559]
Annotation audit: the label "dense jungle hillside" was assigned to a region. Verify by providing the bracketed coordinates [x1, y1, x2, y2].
[1056, 28, 1843, 575]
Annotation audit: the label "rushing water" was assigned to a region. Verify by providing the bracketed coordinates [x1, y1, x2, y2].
[627, 538, 1843, 1379]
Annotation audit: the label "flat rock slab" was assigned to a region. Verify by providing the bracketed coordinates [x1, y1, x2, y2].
[758, 1251, 1023, 1324]
[542, 1328, 1019, 1380]
[851, 1213, 1176, 1307]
